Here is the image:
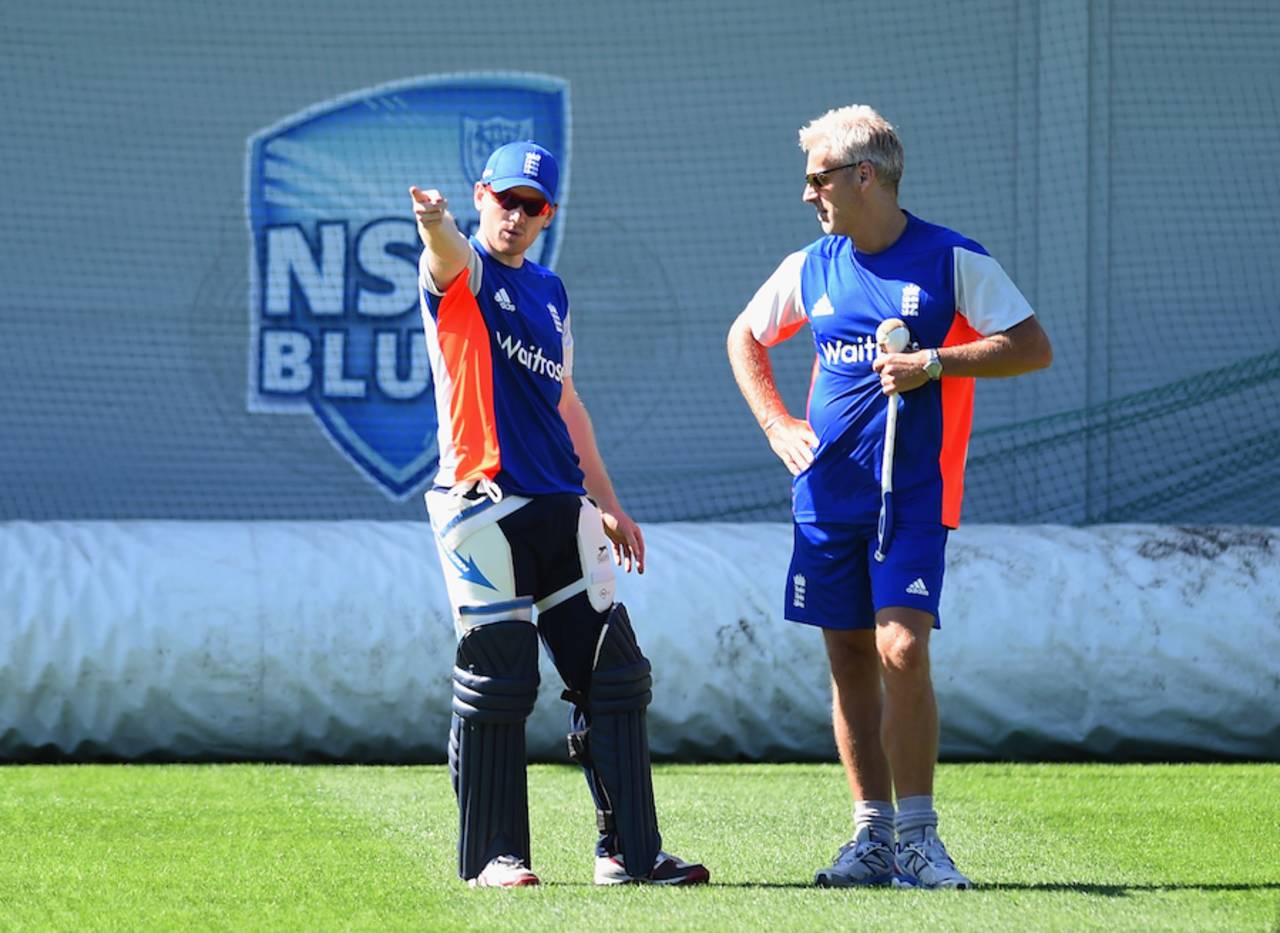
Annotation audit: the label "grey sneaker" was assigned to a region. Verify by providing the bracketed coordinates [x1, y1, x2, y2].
[814, 834, 896, 887]
[894, 827, 973, 889]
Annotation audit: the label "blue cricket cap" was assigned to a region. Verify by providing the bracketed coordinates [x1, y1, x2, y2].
[480, 141, 559, 202]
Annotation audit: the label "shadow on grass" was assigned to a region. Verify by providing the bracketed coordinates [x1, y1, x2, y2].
[983, 882, 1280, 896]
[475, 880, 1280, 896]
[668, 881, 1280, 894]
[536, 881, 817, 889]
[703, 882, 831, 890]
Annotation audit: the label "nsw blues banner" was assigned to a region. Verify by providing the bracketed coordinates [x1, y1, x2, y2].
[246, 73, 570, 498]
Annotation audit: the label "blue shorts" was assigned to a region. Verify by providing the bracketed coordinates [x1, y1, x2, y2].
[784, 520, 948, 630]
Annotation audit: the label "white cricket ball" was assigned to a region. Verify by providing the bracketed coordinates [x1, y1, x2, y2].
[876, 318, 910, 353]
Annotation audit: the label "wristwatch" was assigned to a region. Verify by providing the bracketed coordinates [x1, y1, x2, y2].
[924, 348, 943, 380]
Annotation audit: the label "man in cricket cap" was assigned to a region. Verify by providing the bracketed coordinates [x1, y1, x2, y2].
[411, 140, 709, 889]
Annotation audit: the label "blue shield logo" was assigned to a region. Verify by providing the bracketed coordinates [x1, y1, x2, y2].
[246, 73, 571, 498]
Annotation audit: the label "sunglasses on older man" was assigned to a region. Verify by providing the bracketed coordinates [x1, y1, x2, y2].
[804, 160, 867, 189]
[486, 185, 552, 217]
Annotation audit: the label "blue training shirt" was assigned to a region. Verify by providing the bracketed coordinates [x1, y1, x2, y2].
[418, 236, 586, 497]
[743, 212, 1034, 528]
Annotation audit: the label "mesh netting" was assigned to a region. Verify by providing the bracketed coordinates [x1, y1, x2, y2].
[3, 1, 1278, 525]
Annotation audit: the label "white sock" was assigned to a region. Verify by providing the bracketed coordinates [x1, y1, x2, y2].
[895, 794, 938, 842]
[853, 799, 895, 845]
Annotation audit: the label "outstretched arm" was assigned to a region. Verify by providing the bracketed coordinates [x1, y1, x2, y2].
[559, 375, 645, 574]
[727, 311, 818, 476]
[409, 186, 473, 292]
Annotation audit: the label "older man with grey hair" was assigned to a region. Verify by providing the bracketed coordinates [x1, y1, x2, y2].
[728, 104, 1052, 889]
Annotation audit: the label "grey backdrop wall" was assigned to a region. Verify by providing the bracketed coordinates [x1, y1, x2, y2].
[4, 0, 1278, 524]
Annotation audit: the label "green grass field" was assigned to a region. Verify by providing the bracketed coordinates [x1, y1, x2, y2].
[2, 763, 1277, 931]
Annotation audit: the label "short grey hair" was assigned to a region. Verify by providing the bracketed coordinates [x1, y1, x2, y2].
[798, 105, 904, 189]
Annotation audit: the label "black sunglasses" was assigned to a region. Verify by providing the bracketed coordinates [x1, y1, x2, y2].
[804, 160, 866, 189]
[486, 185, 552, 217]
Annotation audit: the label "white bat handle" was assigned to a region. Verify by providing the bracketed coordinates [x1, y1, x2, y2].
[880, 393, 898, 494]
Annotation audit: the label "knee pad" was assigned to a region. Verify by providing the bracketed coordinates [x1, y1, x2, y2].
[567, 603, 661, 878]
[449, 620, 540, 880]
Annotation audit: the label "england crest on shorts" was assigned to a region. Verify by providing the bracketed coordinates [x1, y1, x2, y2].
[245, 73, 571, 498]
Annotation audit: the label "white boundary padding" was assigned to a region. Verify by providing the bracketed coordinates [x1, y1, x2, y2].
[1, 521, 1276, 761]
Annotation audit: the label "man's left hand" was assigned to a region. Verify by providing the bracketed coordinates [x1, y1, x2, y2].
[600, 509, 645, 575]
[873, 350, 931, 395]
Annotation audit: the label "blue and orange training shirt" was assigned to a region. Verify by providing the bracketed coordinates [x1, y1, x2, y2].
[743, 212, 1034, 528]
[418, 236, 586, 497]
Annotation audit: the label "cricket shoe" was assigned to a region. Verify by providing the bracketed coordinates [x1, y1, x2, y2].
[893, 827, 973, 889]
[468, 854, 540, 888]
[595, 850, 711, 885]
[813, 834, 896, 887]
